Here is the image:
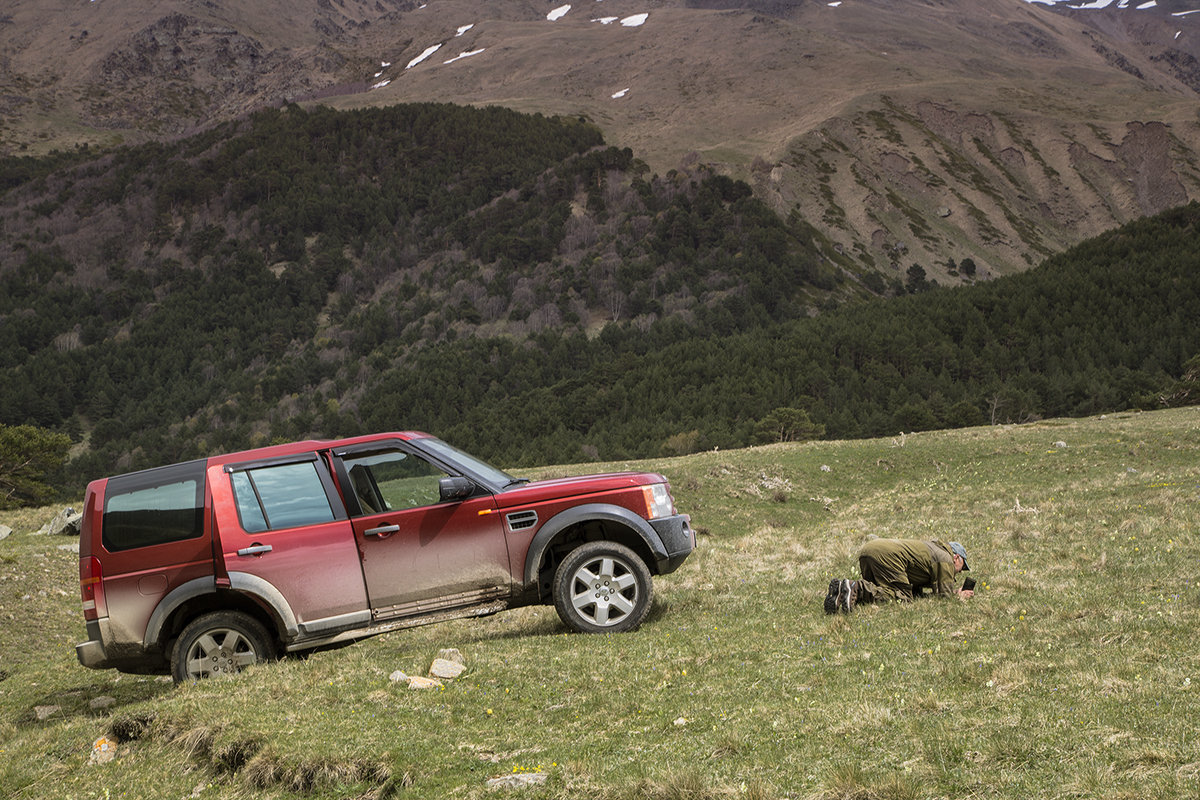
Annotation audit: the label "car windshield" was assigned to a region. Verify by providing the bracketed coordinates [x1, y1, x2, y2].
[419, 438, 517, 488]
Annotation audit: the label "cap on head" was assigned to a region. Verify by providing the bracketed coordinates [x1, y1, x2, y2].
[949, 541, 969, 571]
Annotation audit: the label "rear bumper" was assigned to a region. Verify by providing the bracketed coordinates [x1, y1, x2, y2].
[76, 618, 164, 673]
[650, 514, 695, 573]
[76, 619, 112, 669]
[76, 638, 111, 669]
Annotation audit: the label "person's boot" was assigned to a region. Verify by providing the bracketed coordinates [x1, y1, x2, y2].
[823, 579, 842, 614]
[841, 579, 856, 613]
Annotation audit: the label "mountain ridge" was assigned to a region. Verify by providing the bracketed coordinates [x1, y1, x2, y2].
[4, 1, 1200, 279]
[2, 99, 1199, 488]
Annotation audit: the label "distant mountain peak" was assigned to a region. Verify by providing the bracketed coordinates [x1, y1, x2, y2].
[1025, 0, 1200, 16]
[5, 0, 1200, 281]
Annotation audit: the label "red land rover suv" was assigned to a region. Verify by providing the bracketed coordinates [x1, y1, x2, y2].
[76, 432, 695, 681]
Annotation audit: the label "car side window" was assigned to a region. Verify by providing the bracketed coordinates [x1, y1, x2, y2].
[102, 460, 206, 551]
[229, 461, 336, 533]
[341, 450, 449, 514]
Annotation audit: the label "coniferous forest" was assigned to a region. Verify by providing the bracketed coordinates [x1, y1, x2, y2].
[0, 103, 1197, 495]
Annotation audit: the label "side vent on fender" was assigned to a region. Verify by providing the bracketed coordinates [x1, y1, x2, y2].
[505, 510, 538, 532]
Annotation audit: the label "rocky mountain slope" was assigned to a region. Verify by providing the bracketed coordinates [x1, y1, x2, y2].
[3, 0, 1200, 282]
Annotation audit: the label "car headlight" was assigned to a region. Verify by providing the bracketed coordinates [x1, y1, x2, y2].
[642, 483, 675, 520]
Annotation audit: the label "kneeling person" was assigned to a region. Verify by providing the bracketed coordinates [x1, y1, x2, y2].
[825, 538, 972, 613]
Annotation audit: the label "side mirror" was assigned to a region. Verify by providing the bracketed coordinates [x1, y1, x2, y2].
[439, 476, 475, 502]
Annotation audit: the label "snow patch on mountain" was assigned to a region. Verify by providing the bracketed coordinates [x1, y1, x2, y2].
[444, 49, 485, 65]
[1024, 0, 1199, 13]
[406, 44, 443, 69]
[375, 7, 651, 89]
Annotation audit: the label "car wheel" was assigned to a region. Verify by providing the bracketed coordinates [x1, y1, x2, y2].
[171, 611, 276, 682]
[553, 541, 652, 633]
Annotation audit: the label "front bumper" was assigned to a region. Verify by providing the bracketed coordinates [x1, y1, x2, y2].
[650, 514, 695, 573]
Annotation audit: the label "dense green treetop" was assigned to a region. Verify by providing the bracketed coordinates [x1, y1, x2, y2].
[0, 424, 71, 509]
[0, 102, 1197, 494]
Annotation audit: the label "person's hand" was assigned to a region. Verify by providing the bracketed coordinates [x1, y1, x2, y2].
[957, 589, 974, 600]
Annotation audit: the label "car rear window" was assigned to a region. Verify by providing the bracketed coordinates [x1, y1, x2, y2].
[229, 460, 336, 533]
[102, 460, 206, 551]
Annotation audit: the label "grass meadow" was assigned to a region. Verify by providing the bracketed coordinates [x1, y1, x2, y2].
[1, 407, 1198, 799]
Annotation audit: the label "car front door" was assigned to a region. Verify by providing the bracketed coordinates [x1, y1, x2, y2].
[332, 445, 511, 620]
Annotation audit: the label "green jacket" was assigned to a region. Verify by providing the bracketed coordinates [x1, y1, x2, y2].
[859, 538, 958, 596]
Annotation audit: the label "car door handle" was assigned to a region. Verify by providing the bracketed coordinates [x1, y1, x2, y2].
[364, 524, 400, 538]
[236, 544, 273, 556]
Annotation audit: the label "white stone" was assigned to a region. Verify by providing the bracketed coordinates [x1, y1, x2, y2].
[430, 658, 465, 679]
[487, 773, 548, 789]
[90, 736, 117, 765]
[37, 507, 81, 536]
[34, 705, 61, 721]
[437, 647, 465, 664]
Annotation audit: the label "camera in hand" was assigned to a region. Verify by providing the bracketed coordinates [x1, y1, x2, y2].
[962, 577, 976, 592]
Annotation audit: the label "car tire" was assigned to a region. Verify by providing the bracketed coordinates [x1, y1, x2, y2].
[171, 611, 276, 683]
[553, 541, 653, 633]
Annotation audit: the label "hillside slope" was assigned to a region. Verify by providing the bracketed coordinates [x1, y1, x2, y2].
[5, 0, 1200, 278]
[3, 406, 1199, 799]
[3, 104, 1198, 489]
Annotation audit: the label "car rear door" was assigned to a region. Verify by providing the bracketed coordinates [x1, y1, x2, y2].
[208, 454, 371, 639]
[331, 443, 511, 620]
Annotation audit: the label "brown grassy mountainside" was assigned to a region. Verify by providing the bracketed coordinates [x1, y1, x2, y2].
[3, 0, 1200, 281]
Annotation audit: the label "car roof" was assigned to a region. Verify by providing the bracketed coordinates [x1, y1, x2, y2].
[203, 431, 433, 468]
